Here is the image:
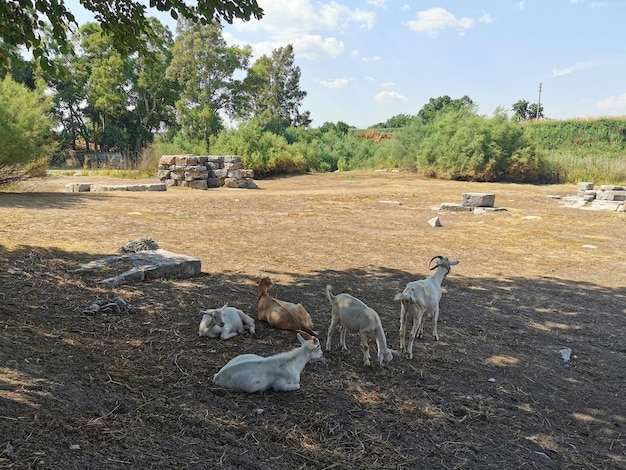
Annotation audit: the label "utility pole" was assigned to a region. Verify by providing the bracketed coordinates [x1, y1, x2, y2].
[537, 82, 542, 121]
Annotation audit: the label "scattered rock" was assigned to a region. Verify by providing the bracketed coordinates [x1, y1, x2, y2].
[428, 216, 442, 227]
[118, 236, 159, 253]
[82, 297, 133, 315]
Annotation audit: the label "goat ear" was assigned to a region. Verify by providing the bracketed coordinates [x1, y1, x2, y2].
[449, 260, 459, 266]
[298, 330, 313, 341]
[296, 332, 306, 344]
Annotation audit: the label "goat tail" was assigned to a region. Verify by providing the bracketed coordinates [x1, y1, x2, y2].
[326, 285, 334, 302]
[394, 292, 407, 302]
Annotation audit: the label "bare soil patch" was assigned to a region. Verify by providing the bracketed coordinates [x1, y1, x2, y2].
[1, 171, 625, 469]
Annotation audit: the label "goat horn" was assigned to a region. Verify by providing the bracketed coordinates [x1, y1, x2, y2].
[429, 255, 443, 270]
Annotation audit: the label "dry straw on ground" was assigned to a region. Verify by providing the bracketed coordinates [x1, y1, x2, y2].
[1, 171, 625, 469]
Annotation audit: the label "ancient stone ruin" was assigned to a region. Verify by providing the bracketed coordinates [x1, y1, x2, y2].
[439, 192, 506, 212]
[71, 237, 202, 286]
[568, 182, 625, 211]
[158, 154, 258, 189]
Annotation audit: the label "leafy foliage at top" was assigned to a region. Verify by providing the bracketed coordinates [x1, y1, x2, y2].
[0, 0, 263, 73]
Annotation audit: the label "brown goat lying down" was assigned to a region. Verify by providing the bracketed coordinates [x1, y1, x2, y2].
[257, 277, 317, 336]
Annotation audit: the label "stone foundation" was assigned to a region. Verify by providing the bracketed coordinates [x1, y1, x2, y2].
[158, 154, 258, 189]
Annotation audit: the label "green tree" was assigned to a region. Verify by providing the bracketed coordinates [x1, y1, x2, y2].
[0, 0, 263, 73]
[76, 23, 131, 151]
[166, 19, 251, 146]
[512, 99, 544, 122]
[417, 95, 474, 124]
[127, 18, 179, 152]
[0, 76, 56, 183]
[239, 44, 310, 132]
[417, 109, 546, 182]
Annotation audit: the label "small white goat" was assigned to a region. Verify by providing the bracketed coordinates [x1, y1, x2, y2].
[326, 285, 399, 367]
[212, 331, 324, 392]
[395, 256, 459, 358]
[198, 305, 255, 340]
[257, 276, 317, 336]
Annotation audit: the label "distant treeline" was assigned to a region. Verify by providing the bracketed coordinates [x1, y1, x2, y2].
[152, 113, 626, 185]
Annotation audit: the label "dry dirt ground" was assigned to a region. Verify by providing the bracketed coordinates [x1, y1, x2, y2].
[1, 171, 625, 469]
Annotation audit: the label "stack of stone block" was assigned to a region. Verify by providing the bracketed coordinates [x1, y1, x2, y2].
[577, 182, 625, 208]
[158, 154, 257, 190]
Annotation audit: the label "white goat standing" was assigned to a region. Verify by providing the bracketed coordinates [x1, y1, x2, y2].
[326, 285, 399, 367]
[198, 305, 256, 340]
[395, 256, 459, 358]
[212, 332, 324, 392]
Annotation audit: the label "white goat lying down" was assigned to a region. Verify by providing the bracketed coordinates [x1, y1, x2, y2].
[257, 276, 317, 336]
[212, 331, 323, 392]
[395, 255, 459, 358]
[326, 285, 399, 367]
[198, 305, 255, 340]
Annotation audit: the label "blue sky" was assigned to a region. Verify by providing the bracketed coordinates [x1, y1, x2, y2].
[66, 0, 626, 128]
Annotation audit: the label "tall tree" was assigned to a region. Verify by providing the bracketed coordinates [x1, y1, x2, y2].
[0, 0, 263, 74]
[417, 95, 474, 124]
[166, 19, 251, 145]
[512, 99, 544, 122]
[127, 17, 179, 152]
[239, 44, 310, 132]
[0, 76, 56, 183]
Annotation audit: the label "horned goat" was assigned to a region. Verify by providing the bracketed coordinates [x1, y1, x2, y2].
[212, 331, 324, 392]
[395, 256, 459, 358]
[326, 285, 399, 367]
[257, 276, 317, 336]
[198, 305, 255, 340]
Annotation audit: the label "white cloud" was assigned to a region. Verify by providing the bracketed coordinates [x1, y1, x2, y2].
[597, 92, 626, 110]
[552, 60, 606, 77]
[374, 91, 407, 102]
[231, 0, 374, 60]
[366, 0, 387, 8]
[407, 7, 484, 36]
[361, 55, 381, 62]
[317, 78, 349, 89]
[518, 1, 526, 10]
[479, 12, 493, 24]
[381, 81, 395, 87]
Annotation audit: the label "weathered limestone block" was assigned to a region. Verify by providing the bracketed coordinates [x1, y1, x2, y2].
[578, 182, 594, 191]
[175, 155, 197, 165]
[597, 190, 626, 201]
[224, 177, 240, 188]
[157, 169, 171, 180]
[205, 161, 221, 170]
[223, 155, 242, 164]
[462, 192, 496, 207]
[242, 169, 254, 178]
[188, 180, 208, 190]
[227, 169, 245, 179]
[224, 161, 244, 171]
[239, 178, 258, 189]
[207, 177, 220, 188]
[214, 168, 228, 178]
[183, 166, 209, 181]
[439, 203, 473, 212]
[74, 249, 202, 287]
[159, 155, 178, 166]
